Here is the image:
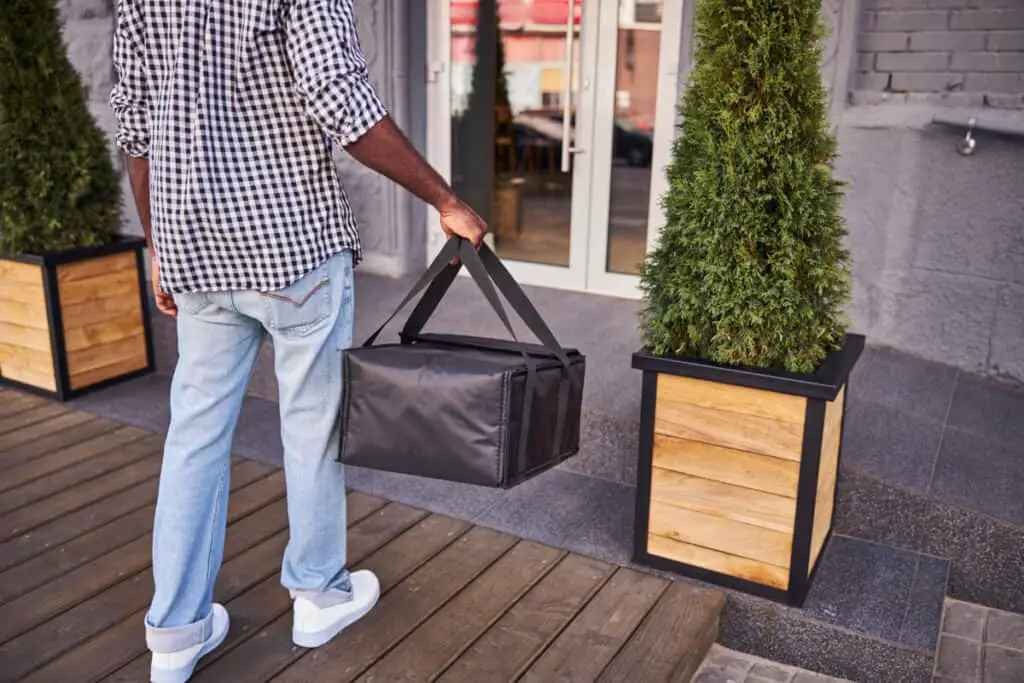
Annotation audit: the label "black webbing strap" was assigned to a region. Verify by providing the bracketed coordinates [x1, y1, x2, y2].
[399, 259, 461, 344]
[455, 241, 539, 476]
[362, 237, 460, 348]
[456, 241, 573, 465]
[475, 244, 573, 460]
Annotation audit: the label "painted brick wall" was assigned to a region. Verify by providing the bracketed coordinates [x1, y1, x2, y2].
[856, 0, 1024, 108]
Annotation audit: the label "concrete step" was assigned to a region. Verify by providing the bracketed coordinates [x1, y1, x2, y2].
[716, 535, 948, 683]
[836, 468, 1024, 617]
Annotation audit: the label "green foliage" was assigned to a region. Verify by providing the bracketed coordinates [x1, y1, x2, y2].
[639, 0, 851, 374]
[0, 0, 120, 256]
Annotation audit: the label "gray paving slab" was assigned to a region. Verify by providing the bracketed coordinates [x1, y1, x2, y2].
[946, 375, 1024, 449]
[843, 398, 944, 493]
[936, 600, 1024, 683]
[931, 428, 1024, 526]
[855, 346, 959, 423]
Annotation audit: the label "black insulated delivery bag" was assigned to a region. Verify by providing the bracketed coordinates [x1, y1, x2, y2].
[338, 237, 586, 488]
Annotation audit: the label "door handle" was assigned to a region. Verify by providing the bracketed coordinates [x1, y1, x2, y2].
[560, 4, 585, 173]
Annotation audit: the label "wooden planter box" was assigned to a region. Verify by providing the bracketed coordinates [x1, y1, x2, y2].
[631, 334, 864, 606]
[0, 236, 154, 400]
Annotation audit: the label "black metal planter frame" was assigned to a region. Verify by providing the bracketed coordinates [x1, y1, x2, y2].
[631, 334, 865, 607]
[0, 236, 155, 402]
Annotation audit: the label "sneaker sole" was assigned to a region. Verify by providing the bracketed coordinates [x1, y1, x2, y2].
[292, 590, 380, 648]
[150, 620, 229, 683]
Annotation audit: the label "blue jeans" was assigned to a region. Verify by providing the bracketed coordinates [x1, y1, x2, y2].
[145, 250, 355, 651]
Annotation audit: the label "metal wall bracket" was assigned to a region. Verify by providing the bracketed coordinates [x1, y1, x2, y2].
[932, 110, 1024, 156]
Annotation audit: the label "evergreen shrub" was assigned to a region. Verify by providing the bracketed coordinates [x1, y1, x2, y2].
[0, 0, 120, 256]
[639, 0, 851, 374]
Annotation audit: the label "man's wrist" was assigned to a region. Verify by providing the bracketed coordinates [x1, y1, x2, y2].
[431, 191, 459, 214]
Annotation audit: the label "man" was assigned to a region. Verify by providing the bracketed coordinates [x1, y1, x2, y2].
[110, 0, 486, 680]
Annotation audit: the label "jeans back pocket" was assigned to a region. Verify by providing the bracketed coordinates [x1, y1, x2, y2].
[261, 263, 332, 336]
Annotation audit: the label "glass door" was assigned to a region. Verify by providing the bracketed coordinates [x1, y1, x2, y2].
[426, 0, 597, 290]
[584, 0, 683, 298]
[425, 0, 684, 297]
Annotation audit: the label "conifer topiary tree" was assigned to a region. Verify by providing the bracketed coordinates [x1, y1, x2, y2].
[639, 0, 851, 374]
[0, 0, 120, 256]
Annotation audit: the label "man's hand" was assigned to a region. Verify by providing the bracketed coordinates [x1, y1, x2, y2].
[151, 254, 178, 318]
[438, 196, 487, 247]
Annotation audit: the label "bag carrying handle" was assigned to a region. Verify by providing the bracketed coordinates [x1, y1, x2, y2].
[362, 237, 461, 348]
[395, 237, 572, 370]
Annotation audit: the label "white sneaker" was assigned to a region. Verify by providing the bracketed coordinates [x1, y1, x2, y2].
[291, 570, 380, 648]
[150, 603, 229, 683]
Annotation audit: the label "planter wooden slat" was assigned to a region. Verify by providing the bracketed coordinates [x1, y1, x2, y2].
[652, 435, 801, 498]
[633, 334, 864, 606]
[0, 237, 153, 400]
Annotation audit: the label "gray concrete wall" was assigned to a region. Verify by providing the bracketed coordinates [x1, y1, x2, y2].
[855, 0, 1024, 109]
[836, 105, 1024, 382]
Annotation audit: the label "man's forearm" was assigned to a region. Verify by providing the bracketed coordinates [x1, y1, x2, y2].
[345, 116, 458, 212]
[125, 155, 154, 252]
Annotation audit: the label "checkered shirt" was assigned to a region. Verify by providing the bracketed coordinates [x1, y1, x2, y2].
[110, 0, 388, 293]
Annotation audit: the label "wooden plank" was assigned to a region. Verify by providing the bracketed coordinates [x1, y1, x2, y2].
[653, 434, 800, 499]
[56, 252, 136, 283]
[658, 374, 807, 424]
[0, 402, 68, 438]
[0, 432, 156, 515]
[0, 260, 44, 285]
[0, 427, 153, 492]
[0, 392, 46, 419]
[597, 582, 725, 683]
[0, 299, 49, 329]
[650, 468, 797, 534]
[0, 321, 51, 353]
[0, 460, 273, 605]
[438, 554, 614, 683]
[0, 473, 157, 573]
[0, 471, 287, 651]
[809, 388, 845, 574]
[356, 541, 565, 681]
[520, 568, 668, 683]
[268, 526, 518, 683]
[0, 412, 99, 457]
[0, 416, 119, 468]
[648, 501, 792, 569]
[66, 333, 147, 390]
[3, 521, 289, 682]
[61, 294, 143, 330]
[0, 453, 164, 542]
[647, 535, 790, 591]
[56, 267, 138, 307]
[63, 313, 144, 353]
[68, 349, 149, 391]
[655, 398, 804, 462]
[190, 513, 476, 683]
[0, 343, 54, 380]
[33, 495, 411, 683]
[0, 361, 57, 392]
[0, 279, 46, 305]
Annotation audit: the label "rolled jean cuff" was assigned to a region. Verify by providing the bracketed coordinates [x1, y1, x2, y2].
[145, 607, 214, 653]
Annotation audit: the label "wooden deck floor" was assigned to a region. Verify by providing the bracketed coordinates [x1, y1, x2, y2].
[0, 387, 724, 683]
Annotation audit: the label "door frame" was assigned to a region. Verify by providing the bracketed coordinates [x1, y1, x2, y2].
[425, 0, 687, 300]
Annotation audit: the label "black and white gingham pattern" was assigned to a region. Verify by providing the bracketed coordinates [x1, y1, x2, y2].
[110, 0, 388, 293]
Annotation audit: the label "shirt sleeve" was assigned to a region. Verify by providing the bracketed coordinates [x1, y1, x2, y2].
[284, 0, 389, 147]
[109, 0, 150, 159]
